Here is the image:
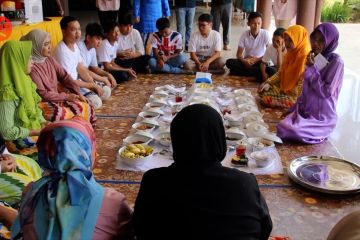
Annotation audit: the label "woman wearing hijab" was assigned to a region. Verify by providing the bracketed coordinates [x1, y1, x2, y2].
[11, 117, 134, 239]
[0, 41, 44, 159]
[0, 135, 41, 205]
[21, 29, 97, 126]
[133, 104, 272, 240]
[277, 23, 344, 144]
[258, 25, 311, 108]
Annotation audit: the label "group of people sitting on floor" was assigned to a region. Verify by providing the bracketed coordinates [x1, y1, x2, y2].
[0, 8, 349, 239]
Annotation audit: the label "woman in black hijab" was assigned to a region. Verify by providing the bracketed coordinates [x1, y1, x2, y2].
[133, 104, 272, 240]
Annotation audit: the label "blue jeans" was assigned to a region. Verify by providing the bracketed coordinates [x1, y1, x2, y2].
[148, 53, 187, 74]
[175, 7, 196, 48]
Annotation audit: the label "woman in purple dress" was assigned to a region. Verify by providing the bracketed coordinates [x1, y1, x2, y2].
[276, 22, 344, 144]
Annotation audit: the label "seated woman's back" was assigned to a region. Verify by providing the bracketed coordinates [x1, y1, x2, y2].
[11, 117, 133, 239]
[134, 105, 272, 240]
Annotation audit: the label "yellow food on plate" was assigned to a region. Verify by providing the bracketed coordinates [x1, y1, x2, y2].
[121, 144, 154, 159]
[197, 83, 213, 89]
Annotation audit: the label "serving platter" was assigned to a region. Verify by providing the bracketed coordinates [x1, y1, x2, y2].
[288, 156, 360, 194]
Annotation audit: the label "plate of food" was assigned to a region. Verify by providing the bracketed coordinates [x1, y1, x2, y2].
[123, 134, 153, 145]
[288, 156, 360, 194]
[118, 144, 154, 166]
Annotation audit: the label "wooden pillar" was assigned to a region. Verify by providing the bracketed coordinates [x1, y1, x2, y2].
[296, 0, 317, 32]
[314, 0, 324, 28]
[256, 0, 272, 30]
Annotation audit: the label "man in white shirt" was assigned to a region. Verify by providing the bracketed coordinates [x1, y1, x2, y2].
[53, 16, 105, 109]
[260, 27, 286, 81]
[115, 13, 149, 73]
[226, 12, 271, 81]
[78, 22, 117, 94]
[97, 21, 137, 83]
[184, 14, 226, 73]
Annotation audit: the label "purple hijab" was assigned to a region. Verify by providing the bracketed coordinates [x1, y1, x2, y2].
[311, 22, 339, 58]
[276, 22, 344, 144]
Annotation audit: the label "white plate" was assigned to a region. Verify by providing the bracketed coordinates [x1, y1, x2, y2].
[156, 131, 172, 147]
[118, 145, 153, 167]
[134, 131, 154, 139]
[146, 108, 165, 115]
[132, 122, 155, 133]
[123, 134, 153, 145]
[153, 90, 169, 97]
[139, 111, 160, 120]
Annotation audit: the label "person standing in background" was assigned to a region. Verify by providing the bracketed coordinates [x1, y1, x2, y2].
[133, 0, 171, 45]
[42, 0, 64, 17]
[96, 0, 120, 28]
[119, 0, 133, 16]
[272, 0, 297, 29]
[174, 0, 196, 52]
[210, 0, 232, 51]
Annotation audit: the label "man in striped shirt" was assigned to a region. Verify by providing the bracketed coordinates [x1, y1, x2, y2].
[148, 17, 188, 74]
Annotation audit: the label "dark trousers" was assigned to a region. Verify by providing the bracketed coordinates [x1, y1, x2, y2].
[115, 55, 150, 73]
[226, 59, 262, 81]
[119, 0, 132, 16]
[108, 70, 129, 84]
[211, 2, 232, 45]
[98, 10, 118, 28]
[266, 66, 278, 77]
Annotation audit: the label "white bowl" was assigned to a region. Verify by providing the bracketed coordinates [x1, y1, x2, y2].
[247, 137, 275, 152]
[139, 111, 160, 120]
[145, 102, 165, 109]
[156, 131, 172, 147]
[245, 122, 269, 137]
[251, 151, 274, 168]
[153, 90, 169, 97]
[123, 134, 153, 145]
[118, 144, 154, 166]
[226, 129, 247, 146]
[132, 122, 155, 133]
[243, 112, 264, 125]
[133, 131, 154, 139]
[234, 89, 252, 97]
[238, 103, 259, 113]
[235, 96, 255, 105]
[149, 94, 166, 102]
[228, 119, 243, 128]
[149, 98, 168, 106]
[146, 108, 165, 115]
[140, 118, 160, 127]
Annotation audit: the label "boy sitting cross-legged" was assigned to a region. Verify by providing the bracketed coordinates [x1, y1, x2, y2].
[148, 17, 188, 74]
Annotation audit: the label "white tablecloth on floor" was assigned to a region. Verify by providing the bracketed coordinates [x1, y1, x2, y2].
[116, 84, 284, 174]
[116, 143, 284, 175]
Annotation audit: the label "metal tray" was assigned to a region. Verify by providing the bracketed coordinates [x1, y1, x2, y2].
[288, 156, 360, 194]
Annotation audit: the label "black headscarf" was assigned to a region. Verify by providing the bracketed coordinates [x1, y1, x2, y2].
[134, 105, 272, 240]
[171, 104, 227, 168]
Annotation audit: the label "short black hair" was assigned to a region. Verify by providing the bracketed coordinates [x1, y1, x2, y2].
[247, 12, 263, 22]
[156, 17, 170, 31]
[273, 27, 286, 37]
[103, 21, 118, 34]
[60, 16, 78, 30]
[118, 13, 133, 26]
[85, 23, 104, 38]
[198, 13, 213, 23]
